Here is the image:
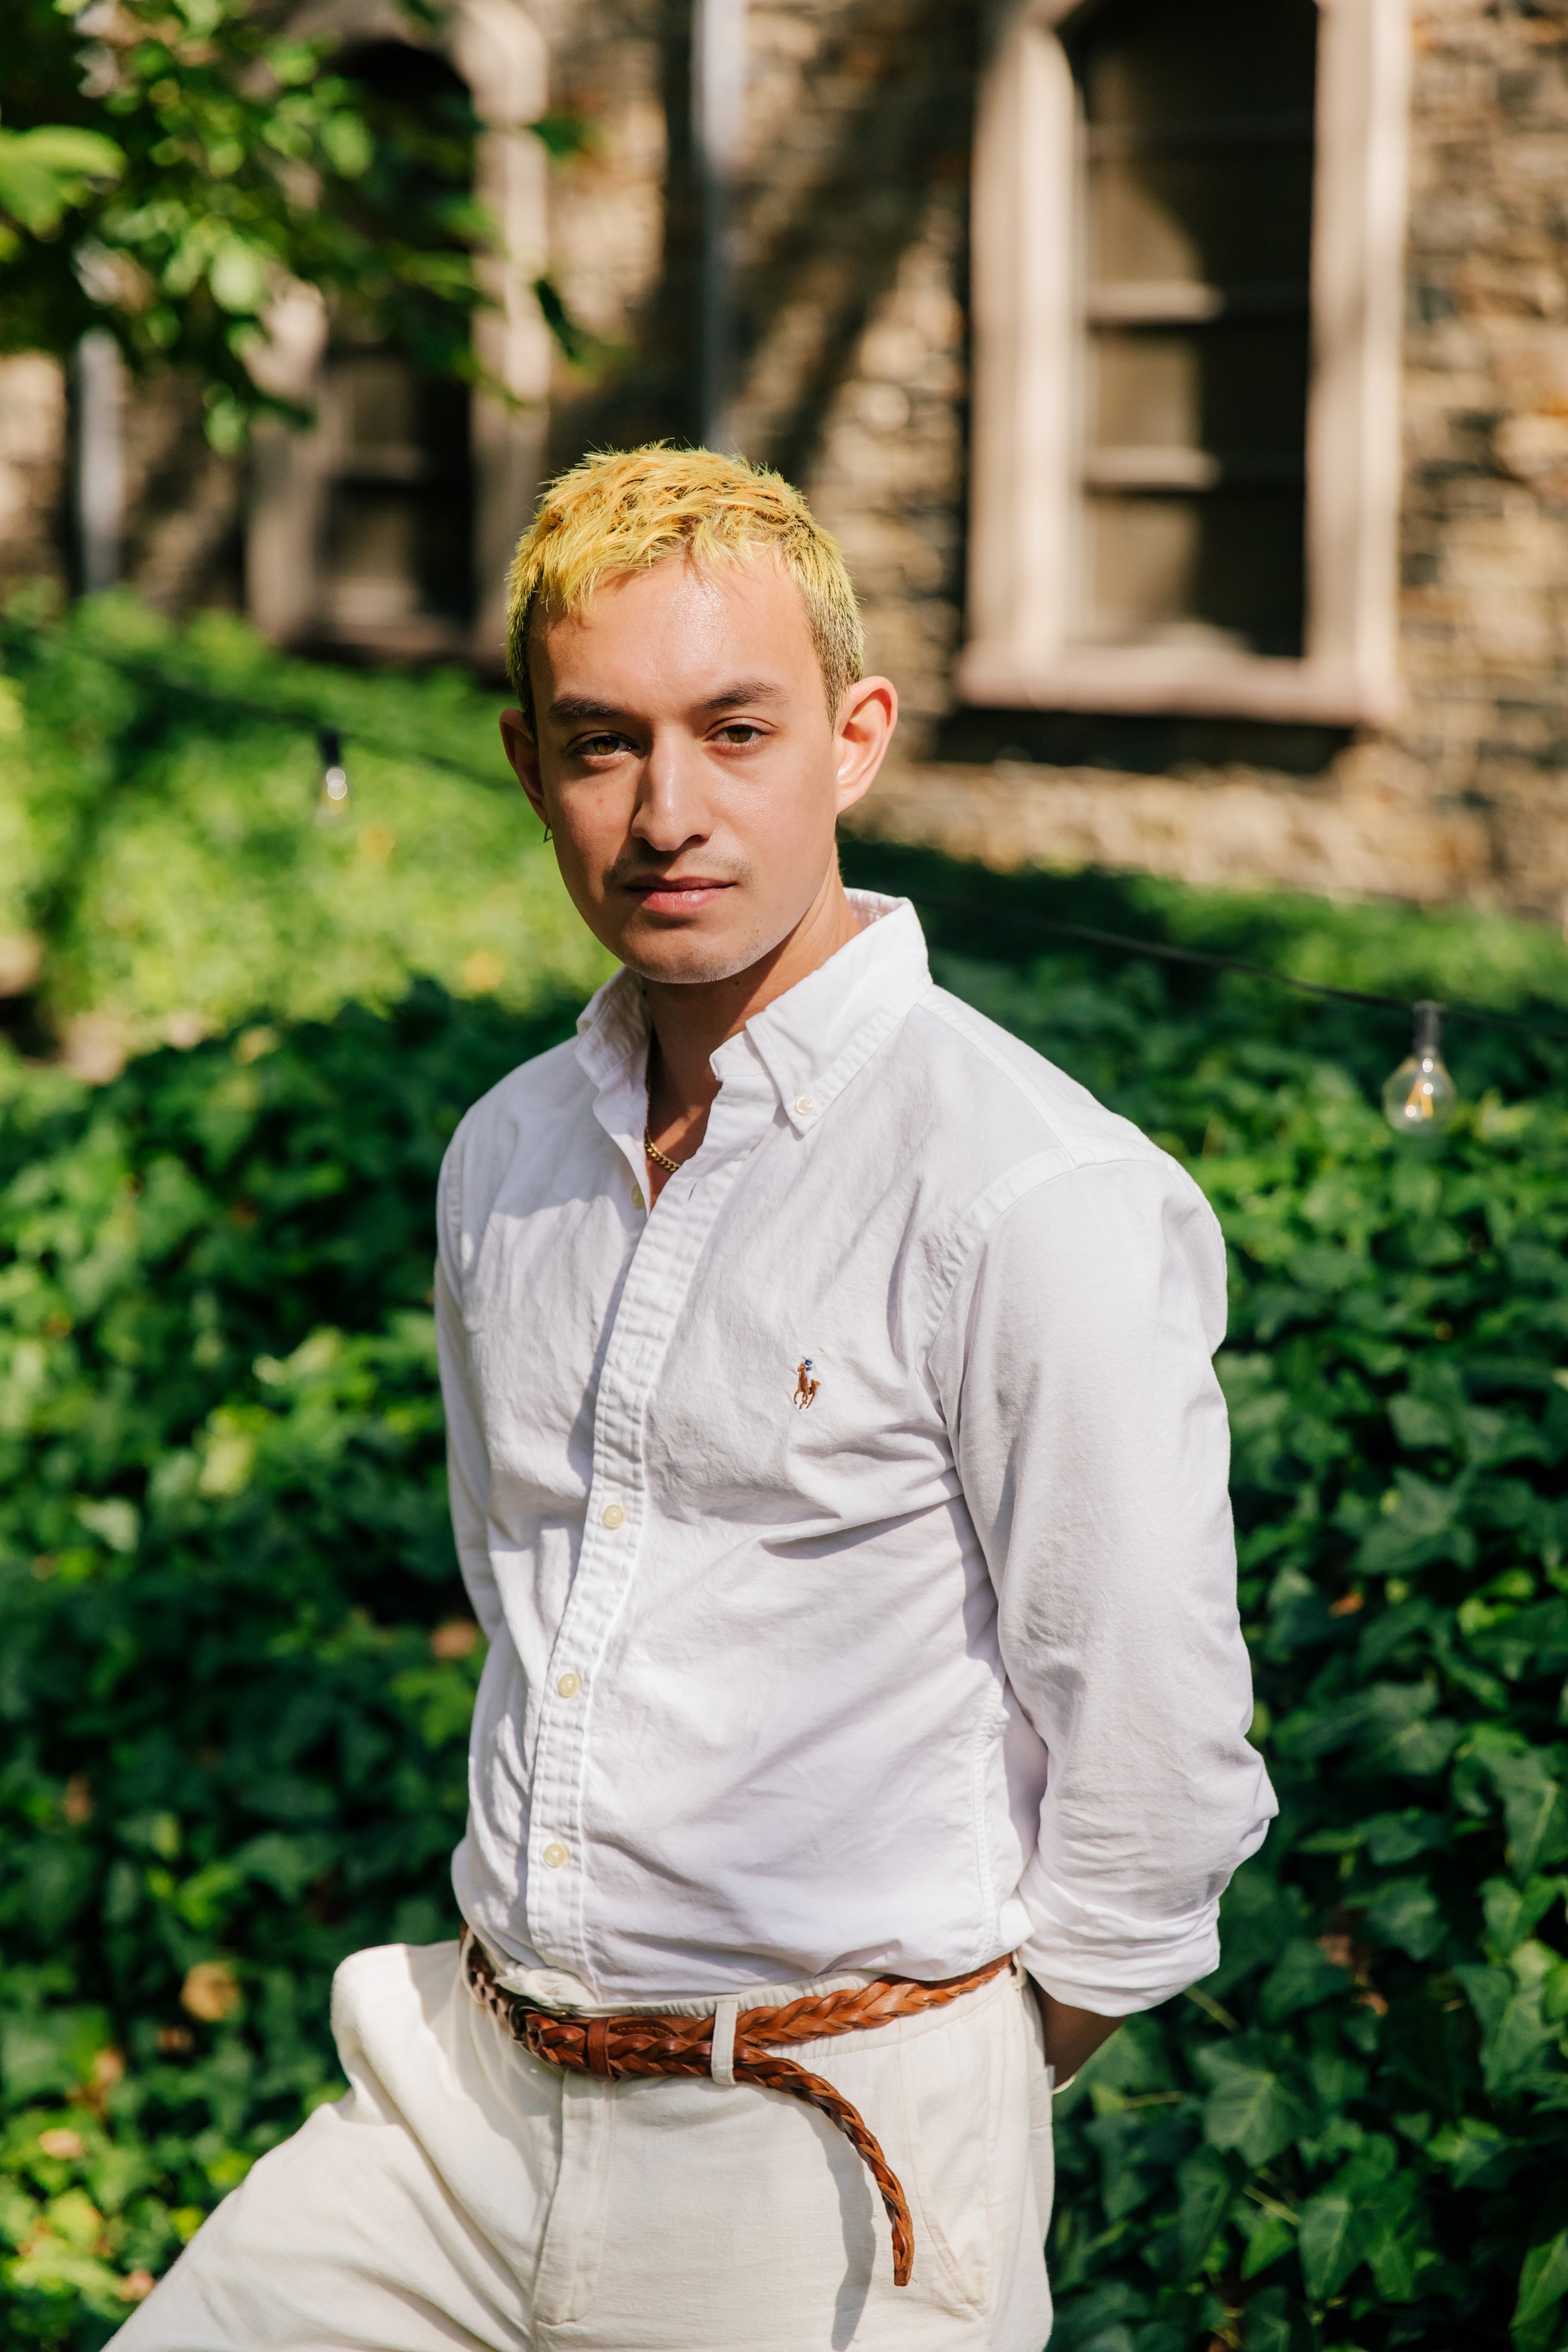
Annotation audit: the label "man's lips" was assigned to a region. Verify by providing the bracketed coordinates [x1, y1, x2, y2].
[619, 877, 737, 914]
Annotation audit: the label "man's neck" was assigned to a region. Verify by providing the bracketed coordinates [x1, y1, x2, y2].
[642, 874, 864, 1142]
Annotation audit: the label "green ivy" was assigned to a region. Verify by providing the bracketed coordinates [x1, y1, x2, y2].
[862, 841, 1568, 2352]
[0, 985, 573, 2341]
[4, 787, 1568, 2341]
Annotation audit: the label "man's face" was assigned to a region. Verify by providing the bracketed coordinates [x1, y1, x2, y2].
[499, 553, 895, 985]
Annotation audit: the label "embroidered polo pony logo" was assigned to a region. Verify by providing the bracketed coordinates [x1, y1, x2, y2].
[793, 1358, 821, 1410]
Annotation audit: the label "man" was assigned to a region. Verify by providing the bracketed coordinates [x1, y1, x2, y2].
[118, 446, 1273, 2351]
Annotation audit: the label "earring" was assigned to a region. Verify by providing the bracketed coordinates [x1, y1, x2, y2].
[542, 822, 553, 843]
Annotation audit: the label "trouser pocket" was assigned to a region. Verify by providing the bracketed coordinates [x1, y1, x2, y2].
[531, 2070, 615, 2327]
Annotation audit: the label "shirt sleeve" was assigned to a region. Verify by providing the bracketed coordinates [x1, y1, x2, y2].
[930, 1151, 1276, 2016]
[434, 1127, 503, 1644]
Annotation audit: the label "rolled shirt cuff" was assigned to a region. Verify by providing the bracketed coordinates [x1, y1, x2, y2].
[1018, 1873, 1226, 2019]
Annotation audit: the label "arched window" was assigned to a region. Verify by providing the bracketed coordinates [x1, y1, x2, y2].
[247, 0, 550, 667]
[963, 0, 1410, 725]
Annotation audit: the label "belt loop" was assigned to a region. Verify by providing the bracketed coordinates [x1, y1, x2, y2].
[710, 1995, 739, 2086]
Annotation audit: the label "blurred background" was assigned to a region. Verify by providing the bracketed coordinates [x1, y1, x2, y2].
[8, 4, 1568, 2349]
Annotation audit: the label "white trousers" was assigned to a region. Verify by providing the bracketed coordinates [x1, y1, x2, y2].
[111, 1941, 1054, 2352]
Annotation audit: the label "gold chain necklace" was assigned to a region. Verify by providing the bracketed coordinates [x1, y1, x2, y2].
[643, 1126, 683, 1174]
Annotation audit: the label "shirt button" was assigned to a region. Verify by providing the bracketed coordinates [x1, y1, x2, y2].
[557, 1670, 582, 1698]
[601, 1502, 626, 1530]
[543, 1841, 570, 1869]
[795, 1094, 816, 1117]
[631, 1183, 645, 1210]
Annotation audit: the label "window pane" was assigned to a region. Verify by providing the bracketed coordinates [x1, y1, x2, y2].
[1088, 149, 1314, 292]
[1077, 0, 1316, 127]
[1085, 489, 1306, 657]
[322, 365, 474, 632]
[1091, 322, 1310, 461]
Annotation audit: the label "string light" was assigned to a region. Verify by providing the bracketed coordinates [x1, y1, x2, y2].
[1381, 1001, 1458, 1135]
[316, 724, 351, 821]
[5, 613, 1568, 1106]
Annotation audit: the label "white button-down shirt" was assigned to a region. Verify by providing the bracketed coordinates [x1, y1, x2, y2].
[436, 894, 1274, 2014]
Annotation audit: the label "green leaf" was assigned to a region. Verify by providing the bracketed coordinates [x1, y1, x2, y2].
[1498, 1758, 1568, 1879]
[1481, 1875, 1564, 1958]
[1242, 2286, 1294, 2352]
[1482, 1986, 1566, 2100]
[1174, 2145, 1234, 2281]
[1238, 2203, 1297, 2280]
[1297, 2188, 1364, 2301]
[1197, 2042, 1310, 2167]
[1259, 1936, 1352, 2021]
[1514, 2232, 1568, 2341]
[1364, 1808, 1446, 1866]
[1361, 1876, 1446, 1959]
[1361, 2171, 1424, 2301]
[1428, 2116, 1517, 2190]
[0, 123, 122, 234]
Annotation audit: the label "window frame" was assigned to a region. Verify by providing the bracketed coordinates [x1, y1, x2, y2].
[246, 0, 550, 665]
[960, 0, 1411, 726]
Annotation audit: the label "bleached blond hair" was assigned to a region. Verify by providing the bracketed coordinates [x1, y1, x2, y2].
[504, 444, 864, 727]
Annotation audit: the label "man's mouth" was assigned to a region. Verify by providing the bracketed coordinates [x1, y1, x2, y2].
[620, 876, 737, 915]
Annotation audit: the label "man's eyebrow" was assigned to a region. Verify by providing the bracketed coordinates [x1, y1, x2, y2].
[701, 681, 788, 710]
[548, 695, 629, 726]
[547, 682, 789, 727]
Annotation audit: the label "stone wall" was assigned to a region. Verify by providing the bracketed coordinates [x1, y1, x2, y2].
[5, 0, 1568, 922]
[540, 0, 974, 756]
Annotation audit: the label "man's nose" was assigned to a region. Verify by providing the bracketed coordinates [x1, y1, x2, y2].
[634, 729, 711, 850]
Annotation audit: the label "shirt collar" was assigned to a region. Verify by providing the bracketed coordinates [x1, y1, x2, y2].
[725, 893, 930, 1135]
[573, 892, 930, 1156]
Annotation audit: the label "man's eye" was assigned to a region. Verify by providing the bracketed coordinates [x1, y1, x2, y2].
[577, 733, 629, 757]
[714, 723, 764, 746]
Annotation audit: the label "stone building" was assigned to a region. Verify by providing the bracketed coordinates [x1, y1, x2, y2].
[5, 0, 1568, 917]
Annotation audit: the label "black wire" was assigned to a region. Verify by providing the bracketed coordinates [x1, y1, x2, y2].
[905, 892, 1568, 1044]
[0, 617, 515, 795]
[8, 612, 1568, 1050]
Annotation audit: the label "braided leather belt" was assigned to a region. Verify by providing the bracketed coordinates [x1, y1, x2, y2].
[462, 1932, 1010, 2287]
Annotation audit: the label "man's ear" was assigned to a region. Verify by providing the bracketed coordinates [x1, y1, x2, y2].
[832, 675, 898, 818]
[499, 708, 548, 825]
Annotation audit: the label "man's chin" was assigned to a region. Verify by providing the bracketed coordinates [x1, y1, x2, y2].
[619, 936, 766, 987]
[613, 908, 791, 989]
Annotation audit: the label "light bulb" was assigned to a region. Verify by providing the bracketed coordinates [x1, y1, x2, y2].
[316, 724, 351, 820]
[1382, 1000, 1457, 1136]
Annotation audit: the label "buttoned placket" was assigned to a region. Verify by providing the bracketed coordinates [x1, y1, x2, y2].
[523, 1011, 786, 1982]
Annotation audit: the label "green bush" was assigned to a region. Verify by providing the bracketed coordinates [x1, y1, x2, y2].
[0, 985, 580, 2337]
[861, 845, 1568, 2352]
[6, 608, 1568, 2347]
[0, 593, 609, 1058]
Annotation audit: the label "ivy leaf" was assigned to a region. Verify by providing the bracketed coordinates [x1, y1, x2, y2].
[1361, 2171, 1425, 2302]
[1297, 2185, 1364, 2301]
[1259, 1936, 1353, 2021]
[1174, 2145, 1235, 2281]
[1361, 1876, 1446, 1958]
[1513, 2231, 1568, 2347]
[1481, 1876, 1565, 1959]
[1428, 2116, 1517, 2190]
[1494, 1754, 1568, 1880]
[1482, 1986, 1566, 2100]
[1197, 2041, 1310, 2167]
[1237, 2201, 1297, 2280]
[1241, 2286, 1294, 2352]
